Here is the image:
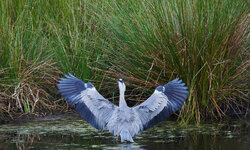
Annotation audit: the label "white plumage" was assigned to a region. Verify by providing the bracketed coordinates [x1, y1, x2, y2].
[57, 73, 188, 142]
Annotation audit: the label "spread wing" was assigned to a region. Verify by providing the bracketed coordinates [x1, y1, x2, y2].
[57, 73, 117, 130]
[133, 78, 188, 130]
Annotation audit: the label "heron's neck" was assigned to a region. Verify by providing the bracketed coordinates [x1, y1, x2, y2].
[119, 90, 127, 108]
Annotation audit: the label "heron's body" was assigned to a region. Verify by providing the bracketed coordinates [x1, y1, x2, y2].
[57, 74, 188, 142]
[107, 107, 139, 142]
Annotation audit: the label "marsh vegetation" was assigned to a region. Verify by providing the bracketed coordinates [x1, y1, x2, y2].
[0, 0, 249, 123]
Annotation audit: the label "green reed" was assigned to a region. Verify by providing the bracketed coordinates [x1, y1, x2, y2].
[0, 0, 248, 122]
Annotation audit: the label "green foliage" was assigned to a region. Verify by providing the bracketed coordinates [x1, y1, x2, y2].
[44, 0, 106, 80]
[97, 0, 249, 122]
[0, 0, 248, 122]
[0, 0, 106, 117]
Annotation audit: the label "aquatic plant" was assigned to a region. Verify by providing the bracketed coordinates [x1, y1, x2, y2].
[96, 0, 249, 122]
[0, 0, 105, 118]
[0, 0, 248, 122]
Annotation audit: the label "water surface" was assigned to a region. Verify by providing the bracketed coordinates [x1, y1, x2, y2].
[0, 115, 249, 150]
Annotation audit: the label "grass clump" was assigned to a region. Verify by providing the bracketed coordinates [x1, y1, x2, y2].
[0, 0, 106, 119]
[44, 0, 107, 80]
[0, 0, 61, 119]
[97, 0, 249, 122]
[0, 0, 248, 122]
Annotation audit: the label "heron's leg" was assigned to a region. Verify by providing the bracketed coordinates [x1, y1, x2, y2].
[116, 136, 119, 144]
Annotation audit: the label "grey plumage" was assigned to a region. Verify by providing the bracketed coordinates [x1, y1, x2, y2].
[57, 73, 188, 142]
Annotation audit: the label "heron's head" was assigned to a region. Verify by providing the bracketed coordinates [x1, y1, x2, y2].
[118, 78, 126, 92]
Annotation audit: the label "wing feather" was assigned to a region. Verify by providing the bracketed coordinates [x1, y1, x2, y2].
[57, 73, 117, 130]
[134, 78, 188, 130]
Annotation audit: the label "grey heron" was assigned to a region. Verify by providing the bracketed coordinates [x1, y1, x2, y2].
[57, 73, 188, 142]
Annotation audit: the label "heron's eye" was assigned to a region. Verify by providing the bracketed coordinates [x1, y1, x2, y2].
[118, 79, 123, 83]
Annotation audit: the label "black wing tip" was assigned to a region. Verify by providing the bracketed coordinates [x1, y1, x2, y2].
[59, 73, 94, 87]
[62, 73, 77, 79]
[170, 78, 184, 84]
[163, 78, 189, 102]
[57, 73, 93, 106]
[56, 73, 108, 131]
[156, 78, 189, 95]
[141, 78, 189, 131]
[167, 78, 188, 89]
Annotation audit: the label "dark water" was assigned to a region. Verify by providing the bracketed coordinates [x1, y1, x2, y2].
[0, 115, 249, 150]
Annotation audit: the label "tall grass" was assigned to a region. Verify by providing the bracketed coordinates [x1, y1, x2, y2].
[0, 0, 60, 118]
[0, 0, 106, 119]
[97, 0, 249, 122]
[0, 0, 248, 122]
[44, 1, 106, 80]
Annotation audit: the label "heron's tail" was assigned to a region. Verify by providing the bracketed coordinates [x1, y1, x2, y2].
[120, 129, 134, 142]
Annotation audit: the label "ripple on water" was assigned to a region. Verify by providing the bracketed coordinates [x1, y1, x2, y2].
[0, 115, 249, 150]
